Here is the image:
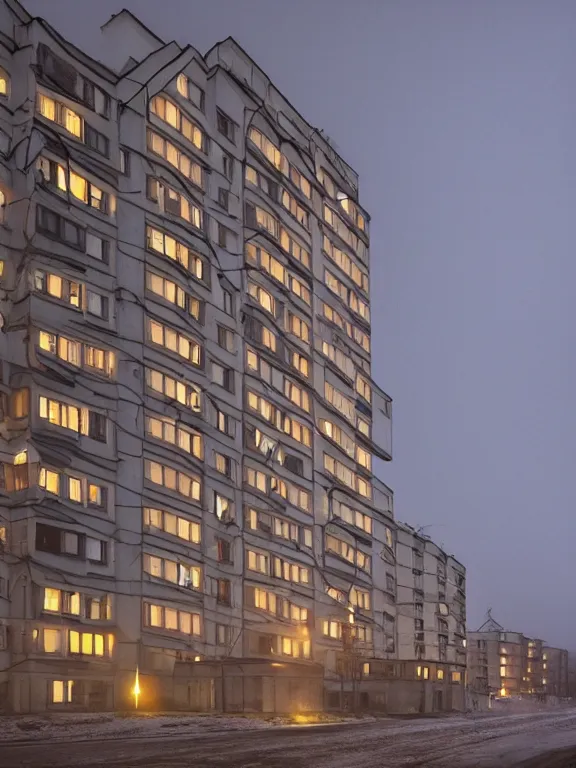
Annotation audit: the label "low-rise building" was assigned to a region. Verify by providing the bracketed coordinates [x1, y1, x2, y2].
[331, 523, 466, 714]
[467, 614, 567, 701]
[543, 647, 569, 699]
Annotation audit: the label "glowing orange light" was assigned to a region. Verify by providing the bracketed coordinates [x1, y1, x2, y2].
[132, 666, 141, 709]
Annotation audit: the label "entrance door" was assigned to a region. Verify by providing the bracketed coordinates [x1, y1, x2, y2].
[434, 690, 443, 712]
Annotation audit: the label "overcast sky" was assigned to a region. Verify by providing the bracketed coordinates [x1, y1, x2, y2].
[23, 0, 576, 648]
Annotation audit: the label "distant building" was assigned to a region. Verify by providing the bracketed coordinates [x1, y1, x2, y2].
[467, 614, 567, 700]
[542, 647, 568, 699]
[358, 523, 466, 714]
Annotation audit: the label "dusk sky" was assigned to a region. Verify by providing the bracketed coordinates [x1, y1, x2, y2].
[23, 0, 576, 648]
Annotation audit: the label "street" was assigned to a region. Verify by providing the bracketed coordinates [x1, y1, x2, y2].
[3, 710, 576, 768]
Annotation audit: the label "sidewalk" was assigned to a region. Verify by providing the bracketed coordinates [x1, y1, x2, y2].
[0, 711, 355, 744]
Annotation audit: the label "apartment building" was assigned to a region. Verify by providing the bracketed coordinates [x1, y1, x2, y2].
[542, 647, 568, 699]
[466, 614, 561, 700]
[0, 2, 394, 713]
[387, 523, 466, 713]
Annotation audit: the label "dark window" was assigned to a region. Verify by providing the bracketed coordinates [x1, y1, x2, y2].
[216, 409, 235, 437]
[218, 188, 229, 210]
[1, 463, 30, 492]
[38, 44, 77, 95]
[222, 288, 234, 316]
[217, 325, 234, 351]
[36, 523, 62, 554]
[9, 388, 29, 418]
[88, 412, 107, 442]
[213, 362, 234, 393]
[217, 223, 227, 248]
[217, 624, 231, 645]
[36, 206, 84, 250]
[222, 153, 233, 181]
[85, 125, 109, 157]
[282, 454, 304, 477]
[217, 578, 231, 605]
[164, 187, 181, 216]
[217, 539, 232, 563]
[258, 634, 273, 655]
[120, 149, 130, 175]
[86, 291, 109, 320]
[217, 110, 235, 143]
[35, 523, 81, 556]
[86, 537, 106, 563]
[215, 453, 233, 478]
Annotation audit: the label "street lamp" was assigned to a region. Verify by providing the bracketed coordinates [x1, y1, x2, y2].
[132, 666, 141, 710]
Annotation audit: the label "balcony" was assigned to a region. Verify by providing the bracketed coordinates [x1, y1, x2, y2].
[356, 380, 392, 461]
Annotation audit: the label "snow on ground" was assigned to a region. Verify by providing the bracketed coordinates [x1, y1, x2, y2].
[0, 712, 282, 743]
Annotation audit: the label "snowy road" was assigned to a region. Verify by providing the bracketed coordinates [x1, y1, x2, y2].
[2, 710, 576, 767]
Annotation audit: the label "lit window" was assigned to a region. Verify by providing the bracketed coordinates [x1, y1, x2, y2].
[146, 367, 201, 412]
[176, 73, 204, 110]
[147, 319, 202, 366]
[51, 680, 74, 704]
[0, 67, 9, 96]
[43, 588, 61, 613]
[150, 95, 204, 151]
[43, 628, 61, 653]
[144, 602, 201, 636]
[39, 468, 60, 495]
[452, 672, 462, 683]
[146, 226, 206, 283]
[147, 129, 203, 188]
[144, 459, 201, 501]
